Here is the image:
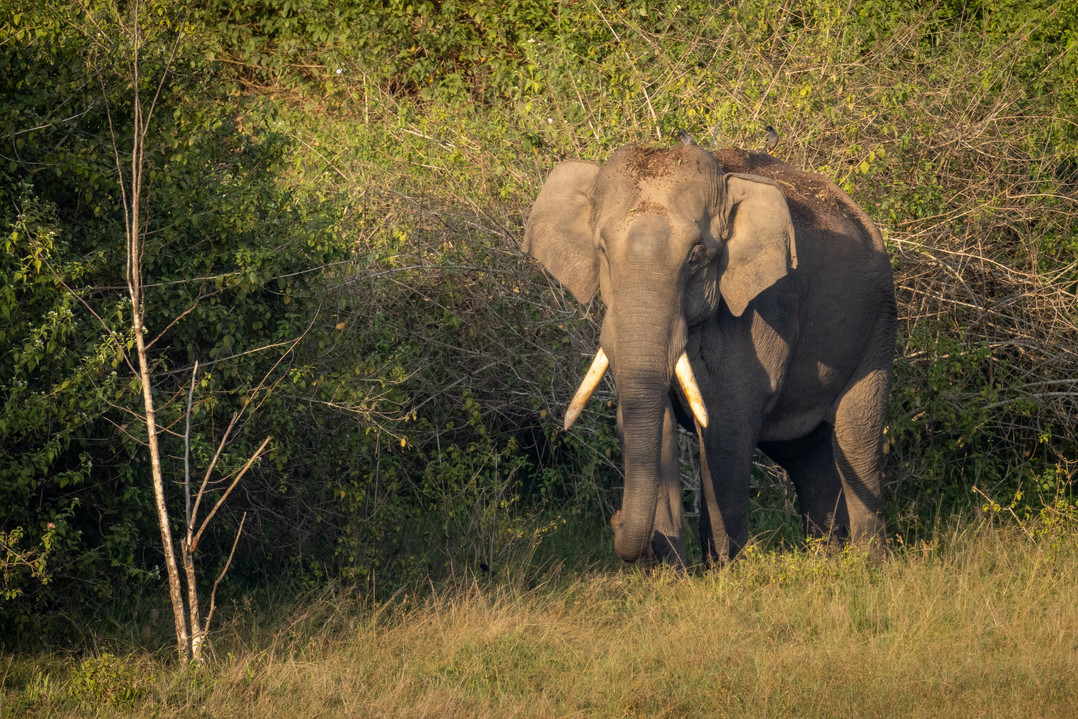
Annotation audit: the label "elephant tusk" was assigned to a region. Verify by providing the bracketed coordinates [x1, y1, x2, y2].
[564, 348, 609, 431]
[675, 353, 709, 428]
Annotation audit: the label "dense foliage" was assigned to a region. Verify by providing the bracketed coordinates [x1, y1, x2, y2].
[1, 0, 1075, 645]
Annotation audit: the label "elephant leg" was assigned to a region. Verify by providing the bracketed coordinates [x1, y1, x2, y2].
[649, 404, 687, 568]
[697, 423, 757, 566]
[832, 366, 890, 548]
[762, 426, 849, 541]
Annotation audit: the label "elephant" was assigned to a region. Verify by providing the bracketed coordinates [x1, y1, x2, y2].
[522, 140, 896, 567]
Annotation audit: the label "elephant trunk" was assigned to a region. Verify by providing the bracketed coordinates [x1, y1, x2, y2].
[612, 368, 668, 562]
[605, 215, 690, 563]
[608, 292, 682, 562]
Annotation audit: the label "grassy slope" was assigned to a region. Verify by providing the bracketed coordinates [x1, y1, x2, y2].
[4, 515, 1077, 717]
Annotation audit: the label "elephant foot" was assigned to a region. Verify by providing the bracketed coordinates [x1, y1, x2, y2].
[649, 531, 687, 571]
[610, 511, 687, 572]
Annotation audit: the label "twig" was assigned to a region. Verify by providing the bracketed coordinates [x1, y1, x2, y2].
[190, 436, 270, 554]
[184, 361, 198, 532]
[203, 511, 247, 640]
[146, 298, 201, 352]
[591, 1, 661, 140]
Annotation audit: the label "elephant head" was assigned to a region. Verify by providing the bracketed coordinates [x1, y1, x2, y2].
[523, 143, 798, 563]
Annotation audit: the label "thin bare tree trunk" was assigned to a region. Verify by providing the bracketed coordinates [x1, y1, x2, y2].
[182, 362, 204, 660]
[133, 312, 189, 660]
[111, 0, 189, 663]
[95, 0, 268, 661]
[181, 537, 203, 659]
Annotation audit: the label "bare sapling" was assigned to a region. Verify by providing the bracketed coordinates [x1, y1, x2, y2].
[73, 0, 290, 662]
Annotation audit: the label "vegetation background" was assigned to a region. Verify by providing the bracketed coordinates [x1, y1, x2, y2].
[1, 0, 1076, 714]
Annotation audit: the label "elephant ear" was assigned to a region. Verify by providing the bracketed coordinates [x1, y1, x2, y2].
[717, 172, 798, 317]
[522, 160, 601, 304]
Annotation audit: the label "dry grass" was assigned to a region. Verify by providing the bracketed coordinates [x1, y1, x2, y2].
[5, 513, 1077, 718]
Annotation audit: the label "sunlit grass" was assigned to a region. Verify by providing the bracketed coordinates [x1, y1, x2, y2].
[5, 512, 1077, 718]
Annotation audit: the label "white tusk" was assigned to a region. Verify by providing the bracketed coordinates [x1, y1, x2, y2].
[675, 353, 709, 428]
[564, 348, 609, 431]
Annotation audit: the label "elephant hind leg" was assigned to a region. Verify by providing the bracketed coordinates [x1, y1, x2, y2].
[834, 298, 895, 549]
[831, 366, 890, 547]
[761, 426, 849, 542]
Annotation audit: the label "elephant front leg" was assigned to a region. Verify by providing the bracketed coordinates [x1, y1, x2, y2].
[697, 424, 757, 566]
[650, 404, 687, 568]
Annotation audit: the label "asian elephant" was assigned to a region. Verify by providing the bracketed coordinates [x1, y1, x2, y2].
[522, 141, 896, 566]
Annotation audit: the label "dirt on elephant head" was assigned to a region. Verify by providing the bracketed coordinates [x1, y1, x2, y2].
[604, 144, 880, 248]
[611, 144, 848, 214]
[611, 143, 710, 184]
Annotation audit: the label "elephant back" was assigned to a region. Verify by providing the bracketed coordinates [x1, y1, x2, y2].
[712, 147, 886, 255]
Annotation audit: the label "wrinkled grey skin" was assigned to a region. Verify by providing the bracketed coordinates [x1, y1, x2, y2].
[523, 143, 896, 566]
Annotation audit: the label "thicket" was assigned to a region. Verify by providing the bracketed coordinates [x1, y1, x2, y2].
[1, 0, 1075, 647]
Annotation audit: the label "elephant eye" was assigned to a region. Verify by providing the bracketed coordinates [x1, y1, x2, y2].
[687, 242, 706, 264]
